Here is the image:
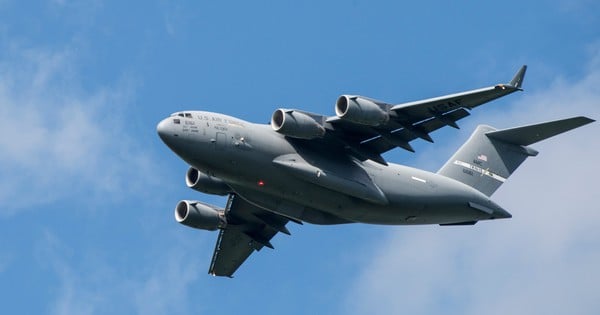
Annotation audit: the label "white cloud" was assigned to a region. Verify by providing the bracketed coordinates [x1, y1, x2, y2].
[0, 44, 160, 216]
[344, 49, 600, 315]
[36, 231, 99, 315]
[161, 2, 191, 38]
[0, 21, 207, 315]
[132, 248, 201, 315]
[34, 230, 207, 315]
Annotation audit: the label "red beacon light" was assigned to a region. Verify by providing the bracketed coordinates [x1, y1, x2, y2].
[257, 180, 265, 187]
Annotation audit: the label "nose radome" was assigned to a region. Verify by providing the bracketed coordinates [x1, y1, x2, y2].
[157, 118, 171, 141]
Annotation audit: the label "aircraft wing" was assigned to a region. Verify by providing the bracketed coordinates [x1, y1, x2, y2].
[327, 66, 527, 164]
[208, 194, 290, 277]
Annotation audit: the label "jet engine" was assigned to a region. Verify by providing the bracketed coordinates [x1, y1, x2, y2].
[186, 167, 231, 195]
[271, 109, 325, 139]
[335, 95, 389, 126]
[174, 200, 227, 231]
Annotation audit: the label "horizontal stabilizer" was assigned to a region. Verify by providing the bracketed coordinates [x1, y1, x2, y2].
[438, 116, 594, 196]
[486, 116, 595, 146]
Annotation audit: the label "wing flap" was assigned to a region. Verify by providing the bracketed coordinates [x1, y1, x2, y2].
[208, 195, 289, 277]
[328, 66, 526, 160]
[361, 108, 471, 154]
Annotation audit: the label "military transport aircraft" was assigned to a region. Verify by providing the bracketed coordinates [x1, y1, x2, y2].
[157, 66, 593, 277]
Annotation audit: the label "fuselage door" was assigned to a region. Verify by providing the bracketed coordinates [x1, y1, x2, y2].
[215, 132, 227, 151]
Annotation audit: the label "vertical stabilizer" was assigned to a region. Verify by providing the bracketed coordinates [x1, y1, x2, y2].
[437, 116, 594, 196]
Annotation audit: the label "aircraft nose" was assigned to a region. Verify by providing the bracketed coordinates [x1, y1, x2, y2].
[157, 118, 171, 142]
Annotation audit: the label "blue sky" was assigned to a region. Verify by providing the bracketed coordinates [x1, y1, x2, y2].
[1, 1, 599, 314]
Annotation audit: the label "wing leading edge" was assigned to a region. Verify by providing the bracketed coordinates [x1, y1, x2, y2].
[327, 65, 527, 163]
[209, 194, 290, 277]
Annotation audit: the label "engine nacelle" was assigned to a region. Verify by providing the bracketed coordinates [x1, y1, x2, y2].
[186, 167, 231, 195]
[335, 95, 389, 126]
[271, 109, 325, 139]
[174, 200, 227, 231]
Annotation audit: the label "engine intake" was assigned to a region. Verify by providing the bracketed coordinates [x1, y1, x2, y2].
[186, 167, 231, 195]
[175, 200, 227, 231]
[271, 109, 325, 139]
[335, 95, 389, 126]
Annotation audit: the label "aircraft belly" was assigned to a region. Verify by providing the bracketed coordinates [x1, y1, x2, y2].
[228, 176, 415, 225]
[185, 149, 491, 225]
[179, 127, 494, 226]
[360, 162, 492, 225]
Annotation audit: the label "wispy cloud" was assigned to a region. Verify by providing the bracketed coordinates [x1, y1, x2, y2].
[343, 48, 600, 314]
[0, 44, 160, 216]
[132, 247, 201, 315]
[0, 17, 207, 315]
[34, 229, 208, 315]
[35, 231, 99, 315]
[161, 2, 192, 38]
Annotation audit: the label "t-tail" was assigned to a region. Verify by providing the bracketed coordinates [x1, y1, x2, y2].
[438, 116, 594, 197]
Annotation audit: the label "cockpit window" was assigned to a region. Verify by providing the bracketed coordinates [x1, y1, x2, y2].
[173, 119, 181, 124]
[170, 112, 192, 119]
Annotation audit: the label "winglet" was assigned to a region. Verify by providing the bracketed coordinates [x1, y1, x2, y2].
[508, 65, 527, 89]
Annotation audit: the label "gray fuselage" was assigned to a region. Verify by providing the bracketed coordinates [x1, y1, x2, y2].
[157, 111, 510, 225]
